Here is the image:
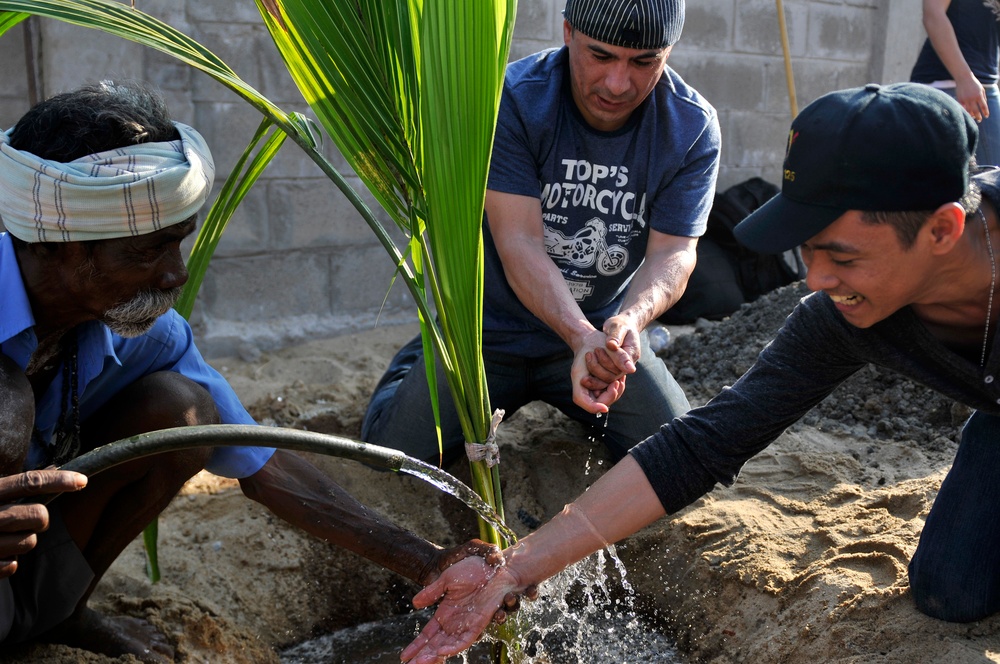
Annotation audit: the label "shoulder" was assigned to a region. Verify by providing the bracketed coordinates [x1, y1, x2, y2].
[653, 66, 718, 123]
[501, 47, 567, 116]
[640, 67, 720, 154]
[504, 47, 566, 90]
[975, 166, 1000, 201]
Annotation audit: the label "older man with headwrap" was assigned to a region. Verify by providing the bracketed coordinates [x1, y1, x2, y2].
[0, 80, 507, 663]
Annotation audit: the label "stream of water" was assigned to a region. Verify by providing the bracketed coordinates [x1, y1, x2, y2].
[280, 549, 683, 663]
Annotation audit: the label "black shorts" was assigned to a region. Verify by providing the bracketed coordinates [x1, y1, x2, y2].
[0, 509, 93, 643]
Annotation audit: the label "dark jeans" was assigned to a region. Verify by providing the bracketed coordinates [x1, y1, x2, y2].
[909, 411, 1000, 622]
[361, 330, 690, 466]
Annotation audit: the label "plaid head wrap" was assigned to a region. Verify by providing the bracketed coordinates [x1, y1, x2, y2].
[0, 121, 215, 243]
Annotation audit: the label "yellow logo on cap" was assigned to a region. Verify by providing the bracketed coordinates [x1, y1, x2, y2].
[785, 129, 799, 158]
[783, 130, 799, 181]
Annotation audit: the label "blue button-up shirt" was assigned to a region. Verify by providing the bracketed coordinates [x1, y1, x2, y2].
[0, 233, 274, 478]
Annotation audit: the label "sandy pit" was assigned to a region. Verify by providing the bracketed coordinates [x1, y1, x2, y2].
[3, 282, 1000, 663]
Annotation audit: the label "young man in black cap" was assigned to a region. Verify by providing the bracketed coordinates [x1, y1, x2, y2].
[363, 0, 721, 467]
[398, 82, 1000, 663]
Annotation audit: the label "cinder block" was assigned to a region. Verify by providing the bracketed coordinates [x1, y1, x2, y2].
[209, 186, 270, 257]
[268, 176, 394, 250]
[673, 53, 767, 112]
[0, 29, 28, 100]
[145, 49, 195, 94]
[328, 245, 413, 314]
[40, 22, 145, 95]
[762, 58, 803, 116]
[133, 0, 189, 29]
[0, 98, 31, 131]
[188, 1, 263, 25]
[189, 23, 269, 101]
[735, 0, 807, 57]
[681, 0, 735, 51]
[790, 60, 871, 110]
[200, 250, 333, 320]
[192, 100, 334, 183]
[806, 3, 874, 62]
[724, 110, 789, 170]
[515, 0, 556, 42]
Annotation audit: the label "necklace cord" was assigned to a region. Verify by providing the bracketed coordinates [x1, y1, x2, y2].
[980, 208, 996, 368]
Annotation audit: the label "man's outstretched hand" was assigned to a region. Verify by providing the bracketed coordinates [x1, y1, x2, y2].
[418, 538, 504, 586]
[0, 469, 87, 578]
[401, 556, 536, 664]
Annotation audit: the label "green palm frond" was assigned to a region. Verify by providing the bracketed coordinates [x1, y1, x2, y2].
[2, 4, 520, 641]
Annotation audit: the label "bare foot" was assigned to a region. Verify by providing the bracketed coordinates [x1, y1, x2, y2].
[43, 607, 174, 663]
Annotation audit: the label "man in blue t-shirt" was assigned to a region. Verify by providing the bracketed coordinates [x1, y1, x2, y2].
[0, 81, 507, 663]
[363, 0, 721, 465]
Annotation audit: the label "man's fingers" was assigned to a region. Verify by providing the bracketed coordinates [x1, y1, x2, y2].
[0, 504, 48, 534]
[580, 375, 609, 391]
[0, 559, 16, 579]
[0, 532, 39, 556]
[400, 620, 438, 662]
[0, 470, 87, 503]
[586, 348, 624, 384]
[593, 377, 627, 408]
[412, 578, 446, 610]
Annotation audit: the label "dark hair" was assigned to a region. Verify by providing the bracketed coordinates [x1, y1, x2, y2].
[8, 79, 179, 161]
[860, 163, 983, 249]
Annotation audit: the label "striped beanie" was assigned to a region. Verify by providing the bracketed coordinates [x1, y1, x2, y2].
[0, 121, 215, 243]
[564, 0, 685, 49]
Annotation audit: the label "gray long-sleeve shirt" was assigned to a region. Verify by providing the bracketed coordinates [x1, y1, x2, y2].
[631, 168, 1000, 514]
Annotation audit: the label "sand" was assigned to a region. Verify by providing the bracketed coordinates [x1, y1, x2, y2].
[4, 282, 1000, 663]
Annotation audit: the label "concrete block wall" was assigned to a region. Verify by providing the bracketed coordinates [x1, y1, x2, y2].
[0, 0, 924, 356]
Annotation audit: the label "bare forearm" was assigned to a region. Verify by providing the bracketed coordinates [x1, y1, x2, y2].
[616, 238, 697, 332]
[503, 455, 664, 588]
[923, 2, 975, 83]
[240, 450, 441, 583]
[501, 241, 596, 350]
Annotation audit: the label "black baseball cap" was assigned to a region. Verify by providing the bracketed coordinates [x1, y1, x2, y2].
[563, 0, 685, 49]
[734, 82, 978, 254]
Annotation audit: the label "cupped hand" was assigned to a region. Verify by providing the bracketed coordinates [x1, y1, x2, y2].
[573, 347, 628, 413]
[401, 557, 525, 664]
[0, 469, 87, 578]
[602, 315, 641, 370]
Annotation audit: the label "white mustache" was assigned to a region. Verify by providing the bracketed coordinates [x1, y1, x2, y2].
[103, 287, 183, 337]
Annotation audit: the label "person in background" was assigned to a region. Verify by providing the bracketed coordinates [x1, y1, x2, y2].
[399, 82, 1000, 663]
[362, 0, 720, 467]
[911, 0, 1000, 164]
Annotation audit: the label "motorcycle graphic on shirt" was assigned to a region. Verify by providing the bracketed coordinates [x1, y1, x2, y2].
[543, 217, 628, 277]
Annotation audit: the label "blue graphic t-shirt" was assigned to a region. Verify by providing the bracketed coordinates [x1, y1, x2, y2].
[483, 47, 720, 357]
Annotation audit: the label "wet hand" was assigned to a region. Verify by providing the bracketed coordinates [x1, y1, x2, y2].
[602, 316, 641, 371]
[418, 538, 503, 586]
[572, 347, 627, 413]
[0, 470, 87, 577]
[402, 557, 525, 664]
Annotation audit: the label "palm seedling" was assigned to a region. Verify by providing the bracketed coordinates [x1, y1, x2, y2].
[0, 0, 521, 658]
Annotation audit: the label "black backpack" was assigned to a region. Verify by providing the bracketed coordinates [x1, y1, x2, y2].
[659, 177, 806, 325]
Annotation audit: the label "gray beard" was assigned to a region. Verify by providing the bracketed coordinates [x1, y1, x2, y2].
[102, 287, 183, 338]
